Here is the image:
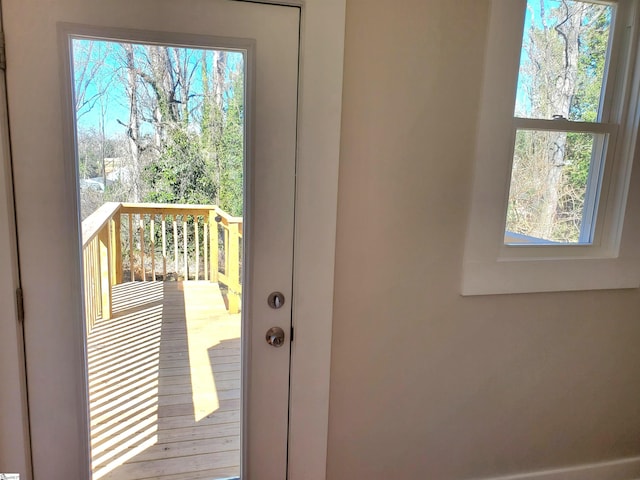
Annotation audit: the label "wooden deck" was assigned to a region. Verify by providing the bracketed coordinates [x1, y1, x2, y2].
[87, 281, 241, 480]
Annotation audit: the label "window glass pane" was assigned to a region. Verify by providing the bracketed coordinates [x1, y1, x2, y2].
[514, 0, 613, 122]
[505, 129, 604, 244]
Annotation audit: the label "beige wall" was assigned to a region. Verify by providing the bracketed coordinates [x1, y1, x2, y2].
[328, 1, 640, 479]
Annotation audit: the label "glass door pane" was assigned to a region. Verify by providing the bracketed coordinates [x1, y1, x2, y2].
[73, 38, 244, 480]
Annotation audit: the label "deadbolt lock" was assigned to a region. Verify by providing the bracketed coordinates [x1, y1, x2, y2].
[267, 291, 285, 309]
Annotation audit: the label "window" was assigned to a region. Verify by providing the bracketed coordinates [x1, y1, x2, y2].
[462, 0, 640, 295]
[506, 0, 615, 245]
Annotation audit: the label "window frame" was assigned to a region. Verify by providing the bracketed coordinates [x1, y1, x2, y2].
[462, 0, 640, 295]
[507, 0, 620, 246]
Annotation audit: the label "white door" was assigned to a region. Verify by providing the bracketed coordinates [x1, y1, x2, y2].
[3, 1, 299, 478]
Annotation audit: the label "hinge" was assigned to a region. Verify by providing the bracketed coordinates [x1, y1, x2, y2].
[0, 31, 6, 71]
[290, 326, 294, 343]
[16, 287, 24, 323]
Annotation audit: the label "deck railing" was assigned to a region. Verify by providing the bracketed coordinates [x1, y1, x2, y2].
[81, 202, 242, 333]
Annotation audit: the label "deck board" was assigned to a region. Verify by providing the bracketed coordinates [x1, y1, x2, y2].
[87, 281, 241, 480]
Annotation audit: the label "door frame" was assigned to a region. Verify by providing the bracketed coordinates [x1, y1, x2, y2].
[0, 0, 346, 479]
[276, 2, 345, 478]
[0, 4, 32, 474]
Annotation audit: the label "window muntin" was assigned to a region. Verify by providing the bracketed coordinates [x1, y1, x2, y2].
[505, 0, 617, 245]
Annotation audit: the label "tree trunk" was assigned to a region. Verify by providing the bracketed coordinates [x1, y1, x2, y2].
[531, 0, 582, 239]
[213, 51, 227, 204]
[123, 44, 141, 203]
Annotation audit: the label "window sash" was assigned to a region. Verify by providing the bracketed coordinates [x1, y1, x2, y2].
[513, 117, 618, 135]
[506, 118, 618, 245]
[514, 0, 619, 124]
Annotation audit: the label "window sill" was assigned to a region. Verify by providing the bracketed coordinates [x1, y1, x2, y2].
[461, 255, 640, 296]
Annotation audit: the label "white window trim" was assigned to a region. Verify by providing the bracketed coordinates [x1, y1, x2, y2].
[462, 0, 640, 295]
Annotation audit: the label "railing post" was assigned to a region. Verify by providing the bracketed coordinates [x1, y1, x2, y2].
[228, 222, 240, 314]
[98, 225, 112, 320]
[209, 211, 218, 283]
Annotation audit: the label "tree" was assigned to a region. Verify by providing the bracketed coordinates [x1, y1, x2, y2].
[217, 69, 244, 216]
[118, 43, 145, 202]
[74, 41, 245, 216]
[73, 40, 112, 120]
[507, 0, 610, 242]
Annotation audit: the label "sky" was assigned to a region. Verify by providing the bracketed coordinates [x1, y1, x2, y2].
[72, 38, 244, 137]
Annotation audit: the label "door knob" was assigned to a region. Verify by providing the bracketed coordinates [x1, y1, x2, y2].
[266, 327, 286, 347]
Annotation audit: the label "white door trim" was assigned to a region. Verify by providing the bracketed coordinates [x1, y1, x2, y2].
[236, 1, 346, 479]
[0, 88, 32, 480]
[0, 3, 32, 474]
[281, 1, 345, 479]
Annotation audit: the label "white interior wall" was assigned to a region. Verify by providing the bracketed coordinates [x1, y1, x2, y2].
[328, 1, 640, 478]
[3, 1, 640, 479]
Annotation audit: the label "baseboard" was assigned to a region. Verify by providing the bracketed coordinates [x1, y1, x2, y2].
[474, 456, 640, 480]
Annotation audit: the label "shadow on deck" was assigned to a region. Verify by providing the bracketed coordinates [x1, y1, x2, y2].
[87, 281, 241, 480]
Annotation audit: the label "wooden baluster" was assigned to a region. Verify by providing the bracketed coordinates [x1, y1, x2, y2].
[162, 214, 167, 280]
[209, 211, 218, 283]
[183, 216, 188, 280]
[84, 247, 91, 331]
[173, 216, 178, 277]
[139, 215, 145, 281]
[224, 226, 229, 279]
[204, 221, 208, 281]
[89, 240, 95, 322]
[94, 240, 100, 318]
[195, 216, 200, 281]
[96, 241, 99, 318]
[151, 216, 156, 281]
[228, 222, 240, 314]
[97, 239, 101, 316]
[128, 213, 134, 282]
[84, 247, 88, 329]
[95, 240, 100, 321]
[98, 225, 112, 320]
[83, 249, 87, 332]
[86, 256, 91, 332]
[114, 213, 122, 284]
[89, 244, 93, 329]
[91, 242, 96, 326]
